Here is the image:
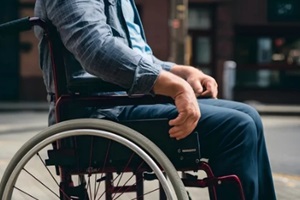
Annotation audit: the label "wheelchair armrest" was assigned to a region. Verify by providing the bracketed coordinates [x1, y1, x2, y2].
[67, 69, 126, 94]
[56, 71, 174, 122]
[62, 68, 174, 107]
[59, 93, 174, 108]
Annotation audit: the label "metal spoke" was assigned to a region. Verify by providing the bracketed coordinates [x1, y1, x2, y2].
[14, 187, 39, 200]
[36, 152, 59, 186]
[131, 188, 160, 200]
[23, 168, 60, 198]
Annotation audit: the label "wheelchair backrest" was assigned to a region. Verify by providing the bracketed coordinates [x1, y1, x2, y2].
[44, 24, 126, 100]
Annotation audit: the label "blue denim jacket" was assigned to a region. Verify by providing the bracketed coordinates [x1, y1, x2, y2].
[34, 0, 175, 96]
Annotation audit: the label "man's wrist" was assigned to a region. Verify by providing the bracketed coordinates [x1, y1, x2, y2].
[152, 71, 190, 99]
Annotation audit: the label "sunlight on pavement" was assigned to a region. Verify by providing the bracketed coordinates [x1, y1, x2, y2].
[273, 173, 300, 199]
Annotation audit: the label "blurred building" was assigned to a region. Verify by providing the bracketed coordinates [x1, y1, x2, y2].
[0, 0, 299, 104]
[0, 0, 43, 102]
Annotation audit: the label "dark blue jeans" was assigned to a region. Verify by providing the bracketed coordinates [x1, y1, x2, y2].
[117, 98, 276, 200]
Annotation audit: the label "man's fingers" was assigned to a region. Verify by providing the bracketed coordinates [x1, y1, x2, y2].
[169, 113, 187, 126]
[169, 128, 189, 140]
[190, 80, 203, 95]
[170, 86, 200, 140]
[169, 116, 198, 140]
[201, 91, 217, 99]
[202, 91, 217, 98]
[201, 81, 218, 98]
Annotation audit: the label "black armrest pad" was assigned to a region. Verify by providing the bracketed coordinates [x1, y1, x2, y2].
[67, 70, 126, 94]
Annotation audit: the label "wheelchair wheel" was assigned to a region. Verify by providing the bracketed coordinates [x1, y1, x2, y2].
[0, 119, 188, 200]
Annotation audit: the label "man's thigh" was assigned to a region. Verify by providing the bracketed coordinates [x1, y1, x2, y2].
[127, 99, 254, 153]
[118, 99, 253, 132]
[118, 99, 253, 139]
[198, 98, 263, 132]
[199, 98, 260, 120]
[118, 103, 179, 120]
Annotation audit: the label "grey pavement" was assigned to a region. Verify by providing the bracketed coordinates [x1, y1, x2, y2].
[0, 104, 300, 199]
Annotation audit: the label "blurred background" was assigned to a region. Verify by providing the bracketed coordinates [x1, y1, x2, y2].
[0, 0, 300, 104]
[0, 1, 299, 199]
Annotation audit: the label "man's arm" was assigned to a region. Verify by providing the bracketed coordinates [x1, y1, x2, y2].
[153, 71, 200, 140]
[43, 0, 201, 139]
[43, 0, 162, 95]
[152, 56, 218, 98]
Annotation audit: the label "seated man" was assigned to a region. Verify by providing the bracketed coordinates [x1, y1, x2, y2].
[34, 0, 276, 199]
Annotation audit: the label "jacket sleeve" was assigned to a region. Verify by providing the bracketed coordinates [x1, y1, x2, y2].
[152, 55, 176, 71]
[43, 0, 162, 95]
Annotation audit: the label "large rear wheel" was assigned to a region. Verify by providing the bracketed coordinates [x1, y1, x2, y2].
[0, 119, 188, 200]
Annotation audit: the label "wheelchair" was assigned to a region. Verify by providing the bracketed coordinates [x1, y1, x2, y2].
[0, 17, 245, 200]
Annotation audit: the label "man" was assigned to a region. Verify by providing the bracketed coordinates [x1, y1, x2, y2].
[34, 0, 276, 199]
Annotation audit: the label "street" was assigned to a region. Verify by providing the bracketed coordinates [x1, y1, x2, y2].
[0, 111, 299, 199]
[263, 116, 300, 175]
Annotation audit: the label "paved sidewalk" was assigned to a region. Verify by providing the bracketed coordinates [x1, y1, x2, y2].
[0, 105, 300, 199]
[273, 173, 300, 200]
[245, 101, 300, 116]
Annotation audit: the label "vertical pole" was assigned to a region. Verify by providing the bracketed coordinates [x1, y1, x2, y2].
[223, 61, 236, 100]
[169, 0, 188, 65]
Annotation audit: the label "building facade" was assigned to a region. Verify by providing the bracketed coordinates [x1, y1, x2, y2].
[0, 0, 299, 104]
[0, 0, 44, 101]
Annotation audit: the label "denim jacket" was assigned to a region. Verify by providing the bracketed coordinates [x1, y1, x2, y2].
[34, 0, 175, 96]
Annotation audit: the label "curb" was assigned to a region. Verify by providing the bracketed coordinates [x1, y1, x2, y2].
[0, 102, 48, 112]
[246, 102, 300, 116]
[0, 102, 300, 115]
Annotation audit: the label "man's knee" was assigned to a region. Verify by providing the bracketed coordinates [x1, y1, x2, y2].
[235, 114, 258, 149]
[241, 103, 264, 130]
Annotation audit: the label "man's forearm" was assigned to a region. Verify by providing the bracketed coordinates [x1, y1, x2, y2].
[170, 65, 203, 80]
[152, 70, 201, 140]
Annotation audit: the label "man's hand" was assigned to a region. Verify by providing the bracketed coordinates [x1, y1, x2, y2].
[152, 71, 200, 140]
[171, 65, 218, 98]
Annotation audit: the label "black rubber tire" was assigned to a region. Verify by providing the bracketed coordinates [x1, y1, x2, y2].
[0, 119, 188, 200]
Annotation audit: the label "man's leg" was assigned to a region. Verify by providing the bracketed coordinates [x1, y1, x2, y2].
[196, 103, 258, 200]
[117, 101, 265, 200]
[199, 99, 276, 200]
